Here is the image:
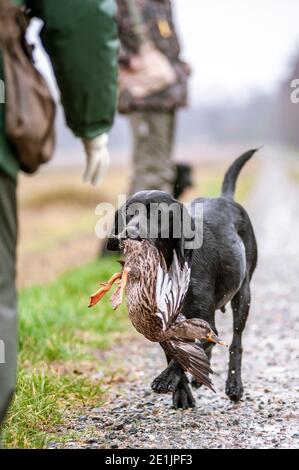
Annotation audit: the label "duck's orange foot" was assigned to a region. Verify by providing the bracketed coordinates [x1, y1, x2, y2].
[111, 286, 122, 310]
[111, 267, 131, 310]
[88, 272, 122, 308]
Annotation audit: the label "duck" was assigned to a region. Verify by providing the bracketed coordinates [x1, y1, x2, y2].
[88, 239, 225, 390]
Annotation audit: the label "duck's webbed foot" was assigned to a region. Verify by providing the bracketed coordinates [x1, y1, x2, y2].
[172, 375, 196, 409]
[89, 272, 122, 307]
[111, 267, 131, 310]
[151, 360, 182, 393]
[89, 267, 131, 309]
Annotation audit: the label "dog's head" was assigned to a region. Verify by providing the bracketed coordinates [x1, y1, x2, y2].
[107, 190, 196, 265]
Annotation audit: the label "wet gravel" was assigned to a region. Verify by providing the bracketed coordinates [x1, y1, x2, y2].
[51, 149, 299, 449]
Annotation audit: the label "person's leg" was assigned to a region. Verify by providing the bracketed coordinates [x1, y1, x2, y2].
[0, 171, 17, 427]
[167, 111, 176, 156]
[129, 111, 176, 195]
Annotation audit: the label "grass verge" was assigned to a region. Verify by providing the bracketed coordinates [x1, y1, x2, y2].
[3, 257, 128, 448]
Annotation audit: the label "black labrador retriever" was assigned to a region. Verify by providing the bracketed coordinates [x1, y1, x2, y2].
[107, 150, 258, 408]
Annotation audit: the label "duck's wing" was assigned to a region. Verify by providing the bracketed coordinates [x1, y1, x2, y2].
[162, 339, 215, 391]
[156, 251, 191, 331]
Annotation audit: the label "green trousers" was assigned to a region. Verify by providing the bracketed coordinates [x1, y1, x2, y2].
[129, 111, 176, 195]
[0, 171, 17, 426]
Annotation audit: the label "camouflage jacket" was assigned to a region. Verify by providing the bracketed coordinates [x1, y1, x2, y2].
[116, 0, 189, 113]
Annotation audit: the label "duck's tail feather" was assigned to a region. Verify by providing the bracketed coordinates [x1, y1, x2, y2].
[162, 339, 215, 392]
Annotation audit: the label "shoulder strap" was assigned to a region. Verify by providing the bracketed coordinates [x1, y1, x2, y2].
[0, 0, 31, 62]
[0, 0, 27, 44]
[124, 0, 148, 47]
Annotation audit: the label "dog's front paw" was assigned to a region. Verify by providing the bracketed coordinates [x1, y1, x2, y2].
[151, 368, 181, 393]
[226, 378, 244, 402]
[172, 380, 196, 409]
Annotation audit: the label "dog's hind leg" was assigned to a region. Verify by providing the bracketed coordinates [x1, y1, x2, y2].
[226, 278, 251, 402]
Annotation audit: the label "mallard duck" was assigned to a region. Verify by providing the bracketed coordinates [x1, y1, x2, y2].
[89, 239, 225, 390]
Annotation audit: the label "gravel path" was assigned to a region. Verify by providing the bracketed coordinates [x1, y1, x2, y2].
[54, 148, 299, 449]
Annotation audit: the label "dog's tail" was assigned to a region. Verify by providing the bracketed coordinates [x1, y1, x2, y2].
[221, 148, 259, 200]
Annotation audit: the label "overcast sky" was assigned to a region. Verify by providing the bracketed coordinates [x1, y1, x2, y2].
[174, 0, 299, 104]
[30, 0, 299, 107]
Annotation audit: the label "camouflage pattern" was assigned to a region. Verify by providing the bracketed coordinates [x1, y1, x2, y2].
[116, 0, 189, 113]
[129, 110, 176, 194]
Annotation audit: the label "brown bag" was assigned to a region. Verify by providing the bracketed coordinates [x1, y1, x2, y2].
[0, 0, 56, 174]
[119, 41, 177, 100]
[119, 60, 188, 114]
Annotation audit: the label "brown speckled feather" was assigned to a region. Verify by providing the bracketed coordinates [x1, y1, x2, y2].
[161, 340, 215, 392]
[121, 239, 214, 390]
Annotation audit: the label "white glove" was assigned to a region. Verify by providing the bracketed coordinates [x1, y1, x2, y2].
[82, 133, 110, 186]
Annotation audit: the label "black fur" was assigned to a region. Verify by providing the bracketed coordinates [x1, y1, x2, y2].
[173, 163, 193, 199]
[107, 150, 258, 408]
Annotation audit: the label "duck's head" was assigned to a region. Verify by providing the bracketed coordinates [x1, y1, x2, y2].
[174, 318, 225, 345]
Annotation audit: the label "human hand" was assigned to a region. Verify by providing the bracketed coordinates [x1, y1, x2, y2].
[82, 133, 110, 186]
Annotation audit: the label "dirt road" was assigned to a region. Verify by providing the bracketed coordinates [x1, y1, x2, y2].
[54, 148, 299, 449]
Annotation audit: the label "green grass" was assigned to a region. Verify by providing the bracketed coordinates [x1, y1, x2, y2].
[2, 256, 128, 449]
[4, 369, 105, 448]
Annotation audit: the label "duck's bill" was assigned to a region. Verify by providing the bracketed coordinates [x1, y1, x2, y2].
[207, 331, 226, 345]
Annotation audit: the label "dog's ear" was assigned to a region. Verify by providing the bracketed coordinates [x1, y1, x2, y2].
[106, 203, 126, 251]
[170, 203, 186, 264]
[174, 204, 194, 264]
